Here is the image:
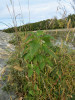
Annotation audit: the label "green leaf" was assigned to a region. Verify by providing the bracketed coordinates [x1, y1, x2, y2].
[24, 35, 31, 43]
[28, 69, 33, 77]
[35, 67, 40, 75]
[43, 44, 57, 58]
[21, 46, 29, 58]
[42, 44, 49, 53]
[49, 49, 57, 58]
[47, 60, 53, 67]
[29, 40, 40, 57]
[24, 53, 30, 60]
[42, 36, 50, 44]
[36, 55, 44, 62]
[37, 30, 45, 36]
[41, 34, 54, 46]
[34, 84, 38, 90]
[40, 90, 42, 95]
[29, 90, 34, 96]
[43, 34, 54, 39]
[33, 58, 37, 64]
[40, 62, 45, 70]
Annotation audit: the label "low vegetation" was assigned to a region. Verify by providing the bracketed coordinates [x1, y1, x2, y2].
[2, 30, 75, 100]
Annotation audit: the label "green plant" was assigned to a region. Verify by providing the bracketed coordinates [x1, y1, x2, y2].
[3, 31, 74, 100]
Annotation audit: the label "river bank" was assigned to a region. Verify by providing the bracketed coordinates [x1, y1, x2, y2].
[0, 31, 15, 100]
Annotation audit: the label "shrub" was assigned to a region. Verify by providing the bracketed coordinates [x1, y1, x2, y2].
[3, 31, 74, 100]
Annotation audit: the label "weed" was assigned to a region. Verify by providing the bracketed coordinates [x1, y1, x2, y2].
[3, 31, 74, 100]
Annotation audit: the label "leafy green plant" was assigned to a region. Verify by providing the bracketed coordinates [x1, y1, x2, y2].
[3, 31, 74, 100]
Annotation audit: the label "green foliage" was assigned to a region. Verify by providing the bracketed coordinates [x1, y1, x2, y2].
[3, 14, 75, 33]
[58, 19, 66, 28]
[67, 14, 75, 27]
[3, 27, 15, 33]
[4, 31, 74, 100]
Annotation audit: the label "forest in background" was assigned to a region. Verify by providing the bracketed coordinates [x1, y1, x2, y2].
[3, 14, 75, 33]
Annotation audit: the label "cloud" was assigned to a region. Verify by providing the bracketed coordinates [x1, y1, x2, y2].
[0, 0, 74, 29]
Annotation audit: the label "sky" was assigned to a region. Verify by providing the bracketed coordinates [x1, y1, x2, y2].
[0, 0, 74, 30]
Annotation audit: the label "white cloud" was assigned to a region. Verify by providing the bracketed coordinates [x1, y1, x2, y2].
[0, 0, 74, 29]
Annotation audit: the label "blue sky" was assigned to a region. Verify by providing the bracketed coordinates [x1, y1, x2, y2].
[0, 0, 74, 29]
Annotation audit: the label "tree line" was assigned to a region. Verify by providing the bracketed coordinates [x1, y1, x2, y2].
[3, 14, 75, 33]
